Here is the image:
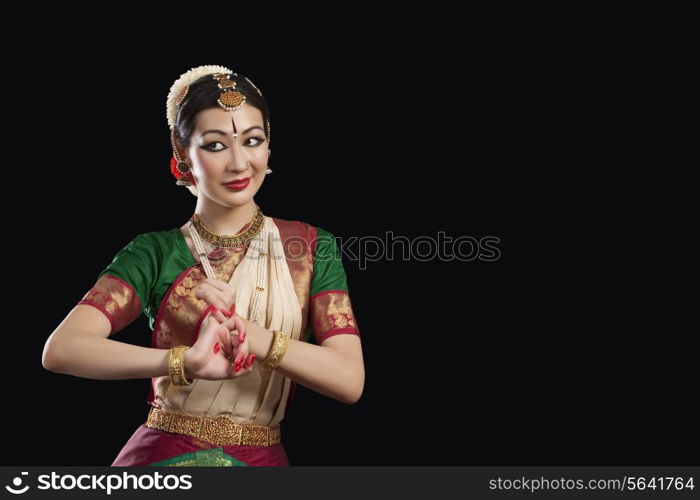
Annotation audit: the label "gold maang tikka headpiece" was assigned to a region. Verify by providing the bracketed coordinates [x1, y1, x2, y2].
[212, 73, 246, 112]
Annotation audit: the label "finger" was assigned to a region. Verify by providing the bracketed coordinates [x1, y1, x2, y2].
[206, 317, 228, 341]
[195, 285, 223, 306]
[231, 330, 246, 347]
[218, 326, 234, 356]
[234, 339, 249, 364]
[234, 356, 255, 377]
[200, 310, 216, 334]
[212, 309, 228, 323]
[203, 306, 225, 329]
[217, 320, 232, 354]
[195, 286, 227, 309]
[230, 329, 241, 350]
[222, 316, 244, 337]
[203, 277, 233, 293]
[202, 279, 237, 311]
[195, 314, 221, 361]
[231, 363, 248, 378]
[231, 342, 243, 364]
[245, 353, 256, 369]
[232, 365, 252, 378]
[233, 316, 247, 339]
[194, 282, 214, 297]
[221, 301, 236, 317]
[232, 347, 250, 373]
[222, 315, 238, 331]
[235, 321, 247, 344]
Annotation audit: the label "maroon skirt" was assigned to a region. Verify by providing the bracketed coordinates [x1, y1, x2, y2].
[112, 424, 290, 466]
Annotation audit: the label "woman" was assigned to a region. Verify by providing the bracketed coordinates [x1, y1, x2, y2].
[42, 65, 364, 467]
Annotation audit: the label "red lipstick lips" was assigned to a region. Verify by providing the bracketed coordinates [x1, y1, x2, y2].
[223, 177, 251, 191]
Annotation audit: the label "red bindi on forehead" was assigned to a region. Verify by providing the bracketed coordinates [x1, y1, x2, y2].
[231, 117, 237, 134]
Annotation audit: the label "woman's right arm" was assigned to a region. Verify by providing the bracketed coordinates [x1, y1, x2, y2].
[42, 304, 253, 381]
[42, 304, 175, 380]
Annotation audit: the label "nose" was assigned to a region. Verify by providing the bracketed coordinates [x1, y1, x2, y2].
[226, 143, 250, 172]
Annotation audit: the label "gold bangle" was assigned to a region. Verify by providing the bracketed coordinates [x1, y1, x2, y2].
[168, 345, 192, 386]
[261, 330, 289, 370]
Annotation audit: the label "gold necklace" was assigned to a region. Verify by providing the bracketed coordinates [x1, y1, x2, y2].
[189, 205, 265, 248]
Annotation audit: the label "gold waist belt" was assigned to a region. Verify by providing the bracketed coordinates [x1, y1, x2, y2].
[146, 406, 281, 447]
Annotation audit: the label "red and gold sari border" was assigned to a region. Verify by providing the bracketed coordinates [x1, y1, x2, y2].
[310, 290, 360, 343]
[310, 289, 349, 301]
[318, 327, 360, 343]
[272, 217, 316, 263]
[78, 273, 141, 335]
[150, 265, 196, 347]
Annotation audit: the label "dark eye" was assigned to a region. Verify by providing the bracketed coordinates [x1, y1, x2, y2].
[245, 137, 266, 147]
[202, 142, 227, 151]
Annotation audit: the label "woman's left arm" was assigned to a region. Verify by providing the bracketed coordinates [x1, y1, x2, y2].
[245, 321, 364, 404]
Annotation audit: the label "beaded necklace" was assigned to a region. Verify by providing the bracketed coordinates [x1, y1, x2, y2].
[186, 206, 268, 326]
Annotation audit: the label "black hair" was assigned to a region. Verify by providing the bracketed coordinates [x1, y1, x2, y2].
[174, 73, 270, 149]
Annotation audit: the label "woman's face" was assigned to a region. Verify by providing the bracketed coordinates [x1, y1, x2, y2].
[185, 103, 269, 207]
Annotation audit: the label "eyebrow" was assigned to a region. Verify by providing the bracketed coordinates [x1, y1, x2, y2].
[201, 125, 264, 137]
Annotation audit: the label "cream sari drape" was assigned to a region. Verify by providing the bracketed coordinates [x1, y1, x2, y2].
[160, 216, 303, 426]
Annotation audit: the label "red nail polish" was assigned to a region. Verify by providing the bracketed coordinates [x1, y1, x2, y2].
[239, 332, 246, 343]
[213, 343, 220, 354]
[247, 354, 255, 367]
[229, 304, 236, 316]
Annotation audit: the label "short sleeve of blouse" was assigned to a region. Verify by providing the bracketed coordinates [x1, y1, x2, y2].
[308, 226, 361, 344]
[77, 233, 157, 335]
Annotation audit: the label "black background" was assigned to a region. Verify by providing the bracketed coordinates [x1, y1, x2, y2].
[5, 5, 696, 466]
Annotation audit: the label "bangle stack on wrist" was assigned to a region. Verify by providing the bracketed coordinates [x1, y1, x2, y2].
[168, 345, 193, 386]
[261, 330, 289, 370]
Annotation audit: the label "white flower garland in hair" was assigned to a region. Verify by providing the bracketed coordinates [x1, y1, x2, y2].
[166, 64, 233, 130]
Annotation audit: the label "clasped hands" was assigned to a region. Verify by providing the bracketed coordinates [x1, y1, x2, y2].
[184, 278, 256, 380]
